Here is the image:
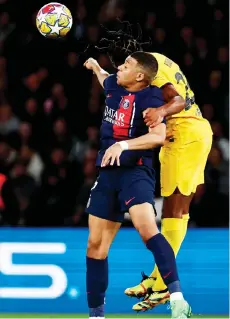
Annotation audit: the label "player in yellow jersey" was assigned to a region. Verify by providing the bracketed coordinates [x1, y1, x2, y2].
[95, 22, 212, 312]
[124, 52, 213, 311]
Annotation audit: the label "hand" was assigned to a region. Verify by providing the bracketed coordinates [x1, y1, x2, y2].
[83, 58, 99, 71]
[143, 107, 165, 128]
[101, 143, 123, 167]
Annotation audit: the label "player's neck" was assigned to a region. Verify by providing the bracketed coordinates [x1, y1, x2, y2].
[124, 83, 150, 92]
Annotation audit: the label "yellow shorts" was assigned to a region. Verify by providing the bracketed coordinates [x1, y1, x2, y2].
[159, 126, 213, 197]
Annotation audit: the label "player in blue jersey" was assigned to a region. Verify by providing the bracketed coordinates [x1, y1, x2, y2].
[83, 51, 191, 319]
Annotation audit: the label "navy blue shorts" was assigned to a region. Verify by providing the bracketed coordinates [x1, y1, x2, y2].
[85, 166, 156, 223]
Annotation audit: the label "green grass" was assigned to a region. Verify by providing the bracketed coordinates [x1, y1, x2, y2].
[0, 315, 228, 318]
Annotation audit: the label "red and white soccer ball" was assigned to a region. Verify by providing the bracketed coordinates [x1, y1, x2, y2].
[36, 2, 73, 38]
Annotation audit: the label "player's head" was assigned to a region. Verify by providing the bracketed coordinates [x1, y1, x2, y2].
[117, 51, 158, 88]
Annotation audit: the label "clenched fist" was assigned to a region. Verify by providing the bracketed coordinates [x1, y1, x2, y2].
[83, 58, 100, 71]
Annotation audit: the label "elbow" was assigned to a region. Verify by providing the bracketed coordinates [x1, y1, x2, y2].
[149, 124, 166, 147]
[176, 96, 186, 110]
[151, 134, 166, 147]
[157, 135, 166, 146]
[158, 129, 166, 146]
[180, 101, 186, 110]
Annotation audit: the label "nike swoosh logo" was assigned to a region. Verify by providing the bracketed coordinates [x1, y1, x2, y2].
[125, 197, 135, 205]
[163, 271, 172, 279]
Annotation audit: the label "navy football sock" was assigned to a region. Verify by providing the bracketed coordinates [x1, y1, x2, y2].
[146, 233, 181, 294]
[86, 256, 108, 317]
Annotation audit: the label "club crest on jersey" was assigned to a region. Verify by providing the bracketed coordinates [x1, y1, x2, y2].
[122, 98, 130, 109]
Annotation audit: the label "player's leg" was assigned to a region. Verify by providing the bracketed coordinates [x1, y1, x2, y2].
[150, 191, 194, 290]
[124, 193, 192, 300]
[87, 214, 121, 318]
[119, 166, 191, 317]
[125, 145, 188, 300]
[148, 135, 212, 291]
[131, 135, 212, 311]
[146, 145, 188, 276]
[130, 192, 193, 311]
[85, 168, 122, 319]
[129, 202, 191, 318]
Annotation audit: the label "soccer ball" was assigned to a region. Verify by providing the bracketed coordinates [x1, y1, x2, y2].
[36, 2, 73, 38]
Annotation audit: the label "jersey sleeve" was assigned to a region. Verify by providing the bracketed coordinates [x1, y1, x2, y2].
[103, 74, 117, 91]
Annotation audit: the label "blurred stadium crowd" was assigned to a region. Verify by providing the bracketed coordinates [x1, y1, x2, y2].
[0, 0, 228, 227]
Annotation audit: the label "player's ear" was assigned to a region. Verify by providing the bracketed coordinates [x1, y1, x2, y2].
[136, 72, 145, 82]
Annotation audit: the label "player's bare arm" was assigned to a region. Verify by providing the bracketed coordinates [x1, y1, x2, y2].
[84, 57, 109, 88]
[101, 123, 166, 167]
[144, 84, 185, 128]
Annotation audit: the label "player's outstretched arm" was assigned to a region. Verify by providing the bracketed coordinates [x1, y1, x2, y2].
[123, 122, 166, 150]
[101, 123, 166, 167]
[84, 58, 109, 88]
[144, 84, 186, 127]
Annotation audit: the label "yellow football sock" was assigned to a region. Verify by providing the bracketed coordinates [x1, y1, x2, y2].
[182, 213, 189, 241]
[149, 265, 158, 279]
[150, 218, 184, 291]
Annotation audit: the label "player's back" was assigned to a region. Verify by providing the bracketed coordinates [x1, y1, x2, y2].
[151, 53, 212, 142]
[96, 74, 165, 167]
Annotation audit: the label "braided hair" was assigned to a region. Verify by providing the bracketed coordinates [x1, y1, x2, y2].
[95, 19, 152, 68]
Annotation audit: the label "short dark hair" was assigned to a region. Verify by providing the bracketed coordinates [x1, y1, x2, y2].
[130, 51, 158, 83]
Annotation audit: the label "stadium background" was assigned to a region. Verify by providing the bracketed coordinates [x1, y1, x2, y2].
[0, 0, 229, 317]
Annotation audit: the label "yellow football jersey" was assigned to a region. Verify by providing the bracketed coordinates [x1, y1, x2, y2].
[151, 52, 204, 120]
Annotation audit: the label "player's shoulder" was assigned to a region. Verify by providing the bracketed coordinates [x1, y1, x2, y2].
[103, 74, 118, 90]
[140, 85, 164, 109]
[151, 52, 167, 65]
[151, 52, 179, 69]
[149, 85, 164, 98]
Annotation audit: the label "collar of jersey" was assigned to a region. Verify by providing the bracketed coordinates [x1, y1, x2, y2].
[119, 84, 151, 95]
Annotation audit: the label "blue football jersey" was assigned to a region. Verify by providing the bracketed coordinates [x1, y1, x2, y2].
[96, 74, 165, 167]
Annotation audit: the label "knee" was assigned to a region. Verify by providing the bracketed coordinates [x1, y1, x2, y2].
[130, 203, 159, 243]
[162, 200, 184, 219]
[87, 235, 109, 259]
[162, 191, 193, 219]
